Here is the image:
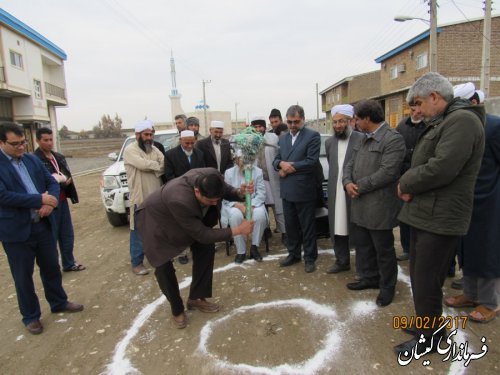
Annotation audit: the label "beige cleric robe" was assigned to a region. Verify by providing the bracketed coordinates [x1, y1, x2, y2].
[123, 141, 164, 229]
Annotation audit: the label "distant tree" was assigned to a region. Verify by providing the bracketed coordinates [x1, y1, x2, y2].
[95, 114, 123, 138]
[59, 125, 70, 139]
[79, 129, 89, 139]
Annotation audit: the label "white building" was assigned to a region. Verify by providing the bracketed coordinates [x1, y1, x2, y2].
[0, 8, 67, 151]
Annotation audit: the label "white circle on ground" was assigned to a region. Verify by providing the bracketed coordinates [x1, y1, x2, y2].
[197, 298, 340, 375]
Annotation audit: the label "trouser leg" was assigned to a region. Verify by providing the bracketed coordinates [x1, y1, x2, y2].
[251, 206, 268, 246]
[333, 235, 350, 266]
[129, 229, 144, 267]
[56, 200, 76, 269]
[352, 224, 379, 282]
[228, 208, 245, 254]
[296, 200, 317, 263]
[154, 261, 184, 316]
[370, 229, 397, 289]
[283, 199, 302, 259]
[477, 277, 500, 310]
[399, 222, 410, 254]
[189, 242, 215, 300]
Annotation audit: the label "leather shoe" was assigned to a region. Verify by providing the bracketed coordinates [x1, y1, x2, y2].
[280, 255, 301, 267]
[187, 298, 220, 313]
[249, 245, 263, 262]
[304, 262, 316, 273]
[326, 263, 350, 274]
[178, 255, 189, 264]
[346, 280, 379, 291]
[397, 253, 409, 261]
[54, 301, 84, 313]
[376, 287, 395, 307]
[132, 264, 149, 275]
[394, 328, 447, 357]
[234, 253, 246, 263]
[26, 320, 43, 335]
[172, 312, 188, 329]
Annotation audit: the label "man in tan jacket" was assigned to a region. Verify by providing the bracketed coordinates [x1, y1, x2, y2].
[124, 120, 164, 275]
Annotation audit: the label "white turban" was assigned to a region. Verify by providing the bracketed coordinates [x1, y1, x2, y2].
[453, 82, 475, 100]
[250, 115, 266, 123]
[475, 90, 485, 103]
[210, 120, 224, 129]
[331, 104, 354, 118]
[135, 119, 154, 133]
[180, 130, 195, 138]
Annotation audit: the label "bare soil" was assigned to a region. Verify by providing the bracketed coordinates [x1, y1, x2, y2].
[0, 172, 498, 375]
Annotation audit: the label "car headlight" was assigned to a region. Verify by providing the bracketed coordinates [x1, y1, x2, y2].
[102, 175, 121, 190]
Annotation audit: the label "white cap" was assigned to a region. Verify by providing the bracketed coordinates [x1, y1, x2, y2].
[250, 115, 266, 123]
[234, 149, 243, 157]
[331, 104, 354, 117]
[210, 120, 224, 129]
[453, 82, 475, 100]
[475, 89, 485, 103]
[135, 119, 154, 133]
[180, 130, 195, 138]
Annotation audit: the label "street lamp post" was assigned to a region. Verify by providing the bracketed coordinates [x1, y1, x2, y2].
[394, 0, 438, 72]
[235, 102, 239, 130]
[202, 79, 211, 135]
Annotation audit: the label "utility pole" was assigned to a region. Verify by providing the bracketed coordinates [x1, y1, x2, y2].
[202, 79, 211, 135]
[429, 0, 438, 72]
[235, 102, 239, 130]
[480, 0, 492, 97]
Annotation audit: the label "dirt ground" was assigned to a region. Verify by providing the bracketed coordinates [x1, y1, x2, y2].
[0, 172, 498, 375]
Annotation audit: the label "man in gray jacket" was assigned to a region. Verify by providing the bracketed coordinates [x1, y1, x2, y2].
[343, 100, 405, 307]
[395, 72, 485, 356]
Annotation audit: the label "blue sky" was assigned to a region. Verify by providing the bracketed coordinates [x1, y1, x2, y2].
[2, 0, 495, 130]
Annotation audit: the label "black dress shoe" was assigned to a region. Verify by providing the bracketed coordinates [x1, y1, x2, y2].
[280, 255, 301, 267]
[178, 255, 189, 264]
[304, 262, 316, 273]
[346, 280, 379, 290]
[326, 263, 351, 274]
[249, 245, 263, 262]
[26, 320, 43, 335]
[376, 287, 395, 307]
[234, 254, 246, 263]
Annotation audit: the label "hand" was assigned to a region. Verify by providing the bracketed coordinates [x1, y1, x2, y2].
[397, 184, 413, 202]
[278, 169, 287, 178]
[236, 219, 254, 236]
[38, 204, 54, 217]
[240, 181, 254, 195]
[345, 183, 360, 198]
[42, 192, 58, 207]
[64, 177, 72, 186]
[279, 161, 296, 175]
[234, 203, 246, 214]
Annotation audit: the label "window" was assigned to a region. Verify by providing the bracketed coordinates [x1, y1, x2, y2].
[9, 51, 23, 69]
[33, 80, 42, 99]
[390, 66, 398, 80]
[416, 52, 428, 70]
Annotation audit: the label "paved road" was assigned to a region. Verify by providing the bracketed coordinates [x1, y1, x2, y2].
[66, 157, 113, 174]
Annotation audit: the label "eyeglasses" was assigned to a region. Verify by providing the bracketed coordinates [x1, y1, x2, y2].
[5, 140, 28, 147]
[332, 119, 349, 125]
[286, 119, 302, 125]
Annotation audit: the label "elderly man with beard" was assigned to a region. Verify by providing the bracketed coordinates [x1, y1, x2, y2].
[123, 120, 165, 275]
[325, 105, 364, 274]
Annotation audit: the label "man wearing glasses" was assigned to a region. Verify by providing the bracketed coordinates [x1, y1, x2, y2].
[273, 105, 321, 273]
[0, 123, 83, 335]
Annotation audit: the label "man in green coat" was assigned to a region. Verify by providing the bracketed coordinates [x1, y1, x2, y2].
[394, 73, 485, 356]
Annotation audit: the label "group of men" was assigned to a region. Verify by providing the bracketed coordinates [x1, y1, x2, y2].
[1, 72, 497, 361]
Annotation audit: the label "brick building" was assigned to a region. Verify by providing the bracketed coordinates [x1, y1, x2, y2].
[320, 15, 500, 127]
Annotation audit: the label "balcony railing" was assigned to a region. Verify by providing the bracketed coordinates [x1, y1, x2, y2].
[45, 82, 66, 100]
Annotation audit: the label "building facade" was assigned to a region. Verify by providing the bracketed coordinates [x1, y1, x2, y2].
[0, 8, 67, 151]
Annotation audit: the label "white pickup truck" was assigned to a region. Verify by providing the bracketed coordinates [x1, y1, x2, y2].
[99, 129, 178, 226]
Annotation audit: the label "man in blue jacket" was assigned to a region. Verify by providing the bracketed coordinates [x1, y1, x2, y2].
[0, 123, 83, 335]
[273, 105, 321, 273]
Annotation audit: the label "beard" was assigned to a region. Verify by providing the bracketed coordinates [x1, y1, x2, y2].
[334, 127, 349, 139]
[183, 149, 193, 156]
[138, 138, 153, 153]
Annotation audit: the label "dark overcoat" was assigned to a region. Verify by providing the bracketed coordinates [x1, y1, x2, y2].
[164, 145, 205, 182]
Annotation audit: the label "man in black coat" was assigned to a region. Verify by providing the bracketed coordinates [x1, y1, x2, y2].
[195, 121, 233, 174]
[164, 130, 205, 183]
[34, 127, 85, 273]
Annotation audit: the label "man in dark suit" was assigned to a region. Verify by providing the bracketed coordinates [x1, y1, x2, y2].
[164, 130, 205, 264]
[325, 104, 364, 274]
[0, 123, 83, 335]
[343, 100, 405, 307]
[135, 168, 253, 328]
[164, 130, 205, 182]
[195, 120, 233, 174]
[272, 105, 321, 273]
